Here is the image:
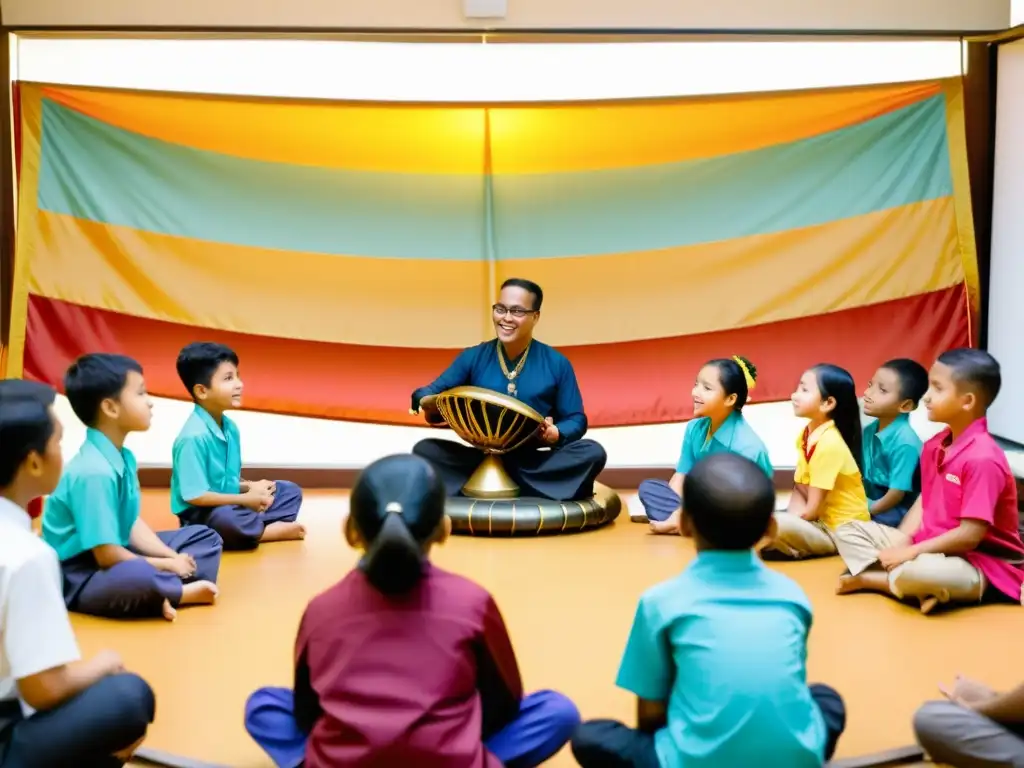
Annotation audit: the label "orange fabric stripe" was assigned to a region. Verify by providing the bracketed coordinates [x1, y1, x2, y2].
[36, 81, 942, 174]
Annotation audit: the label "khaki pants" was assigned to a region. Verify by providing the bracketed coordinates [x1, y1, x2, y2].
[833, 520, 986, 605]
[766, 513, 839, 559]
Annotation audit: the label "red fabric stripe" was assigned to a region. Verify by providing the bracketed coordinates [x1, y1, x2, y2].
[23, 288, 968, 428]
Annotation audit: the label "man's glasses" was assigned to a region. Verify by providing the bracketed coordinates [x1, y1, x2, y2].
[493, 304, 536, 318]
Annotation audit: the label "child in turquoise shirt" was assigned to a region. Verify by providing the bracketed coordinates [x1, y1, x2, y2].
[861, 358, 928, 527]
[170, 342, 305, 551]
[573, 453, 846, 768]
[42, 353, 223, 621]
[639, 356, 773, 534]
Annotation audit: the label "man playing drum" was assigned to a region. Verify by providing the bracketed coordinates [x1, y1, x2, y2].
[410, 278, 607, 501]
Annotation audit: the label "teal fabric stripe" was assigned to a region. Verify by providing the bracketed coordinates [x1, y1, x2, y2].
[37, 94, 951, 261]
[492, 94, 951, 259]
[37, 99, 487, 261]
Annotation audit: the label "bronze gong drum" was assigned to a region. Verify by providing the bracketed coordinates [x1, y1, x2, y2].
[420, 386, 621, 536]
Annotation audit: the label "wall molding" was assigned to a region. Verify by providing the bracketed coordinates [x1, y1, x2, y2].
[136, 466, 798, 490]
[138, 466, 1024, 512]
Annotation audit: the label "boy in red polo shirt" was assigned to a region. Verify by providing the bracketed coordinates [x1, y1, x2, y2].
[834, 348, 1024, 614]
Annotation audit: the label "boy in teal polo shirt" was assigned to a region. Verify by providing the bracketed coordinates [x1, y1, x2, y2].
[42, 354, 223, 621]
[171, 342, 304, 551]
[572, 453, 846, 768]
[861, 359, 928, 527]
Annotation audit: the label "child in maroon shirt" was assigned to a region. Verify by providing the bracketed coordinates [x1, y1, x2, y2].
[244, 454, 580, 767]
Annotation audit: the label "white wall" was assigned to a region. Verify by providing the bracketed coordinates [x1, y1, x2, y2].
[53, 394, 945, 470]
[17, 36, 961, 469]
[4, 0, 1010, 33]
[986, 38, 1024, 445]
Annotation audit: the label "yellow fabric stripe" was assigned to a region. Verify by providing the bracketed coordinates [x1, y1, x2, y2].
[7, 87, 44, 378]
[37, 81, 942, 175]
[503, 197, 961, 346]
[28, 211, 493, 350]
[942, 78, 982, 337]
[28, 198, 961, 349]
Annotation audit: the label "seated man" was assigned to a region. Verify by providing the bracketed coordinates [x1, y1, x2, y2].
[42, 354, 224, 622]
[0, 379, 155, 767]
[915, 675, 1024, 766]
[834, 349, 1024, 614]
[410, 278, 607, 501]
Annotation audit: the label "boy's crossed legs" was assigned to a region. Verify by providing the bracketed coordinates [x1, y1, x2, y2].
[180, 480, 305, 551]
[0, 673, 155, 767]
[63, 526, 222, 621]
[571, 684, 846, 767]
[914, 699, 1024, 767]
[834, 521, 985, 613]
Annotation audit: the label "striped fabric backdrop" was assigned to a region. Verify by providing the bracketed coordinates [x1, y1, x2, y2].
[8, 79, 978, 428]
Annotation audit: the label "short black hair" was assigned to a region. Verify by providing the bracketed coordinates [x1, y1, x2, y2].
[64, 353, 143, 427]
[880, 358, 929, 406]
[500, 278, 543, 311]
[176, 342, 240, 399]
[937, 348, 1002, 408]
[0, 380, 57, 487]
[683, 452, 775, 550]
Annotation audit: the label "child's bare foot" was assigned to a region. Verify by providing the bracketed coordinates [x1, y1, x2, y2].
[161, 599, 177, 622]
[836, 574, 865, 595]
[261, 521, 306, 542]
[919, 596, 939, 615]
[179, 581, 219, 606]
[648, 519, 678, 535]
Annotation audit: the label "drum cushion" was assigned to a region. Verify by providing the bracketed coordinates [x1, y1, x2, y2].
[446, 485, 621, 536]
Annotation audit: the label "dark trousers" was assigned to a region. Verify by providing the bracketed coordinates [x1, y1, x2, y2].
[0, 673, 154, 768]
[61, 526, 223, 619]
[412, 438, 607, 501]
[571, 684, 846, 767]
[179, 480, 303, 551]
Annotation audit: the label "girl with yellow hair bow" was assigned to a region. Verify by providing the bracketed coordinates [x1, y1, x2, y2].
[636, 356, 774, 535]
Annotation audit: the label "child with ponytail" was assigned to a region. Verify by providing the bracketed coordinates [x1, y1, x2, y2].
[243, 453, 580, 768]
[762, 364, 871, 561]
[640, 356, 773, 535]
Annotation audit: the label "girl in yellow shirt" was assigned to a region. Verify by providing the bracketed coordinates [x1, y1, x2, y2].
[762, 364, 870, 560]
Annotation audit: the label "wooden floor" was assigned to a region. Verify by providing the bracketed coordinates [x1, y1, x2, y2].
[89, 490, 1024, 767]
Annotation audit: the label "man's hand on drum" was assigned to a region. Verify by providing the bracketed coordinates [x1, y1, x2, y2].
[537, 417, 560, 445]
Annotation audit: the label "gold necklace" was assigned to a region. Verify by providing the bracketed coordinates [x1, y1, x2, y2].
[497, 340, 531, 396]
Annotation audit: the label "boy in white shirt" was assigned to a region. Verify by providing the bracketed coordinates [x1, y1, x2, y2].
[0, 380, 154, 766]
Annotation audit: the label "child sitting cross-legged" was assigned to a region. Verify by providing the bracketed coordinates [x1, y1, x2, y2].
[835, 348, 1024, 614]
[861, 359, 929, 528]
[0, 379, 155, 766]
[572, 452, 846, 768]
[42, 354, 223, 621]
[244, 454, 581, 767]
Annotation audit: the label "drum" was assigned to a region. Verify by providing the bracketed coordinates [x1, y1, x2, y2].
[431, 386, 545, 499]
